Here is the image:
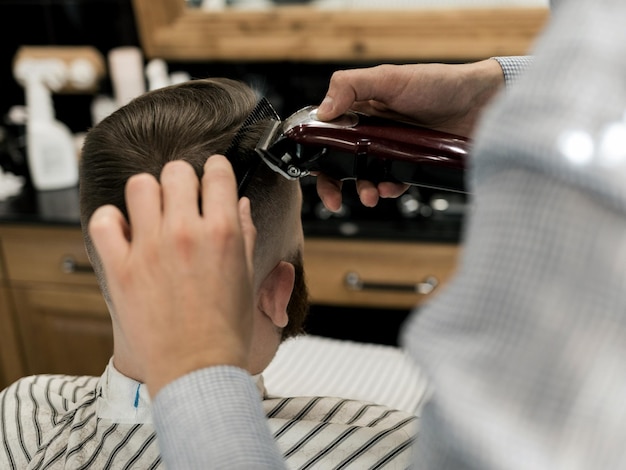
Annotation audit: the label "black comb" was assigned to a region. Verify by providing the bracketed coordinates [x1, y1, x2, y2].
[224, 97, 280, 197]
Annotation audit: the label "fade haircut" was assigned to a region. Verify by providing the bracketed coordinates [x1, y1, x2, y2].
[79, 78, 307, 339]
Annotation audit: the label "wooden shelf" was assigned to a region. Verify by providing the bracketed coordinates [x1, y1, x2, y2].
[132, 0, 549, 62]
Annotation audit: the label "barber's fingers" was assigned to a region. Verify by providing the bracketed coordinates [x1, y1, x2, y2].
[354, 181, 410, 205]
[160, 160, 201, 224]
[317, 175, 403, 208]
[239, 197, 257, 281]
[316, 174, 409, 211]
[378, 181, 411, 199]
[201, 155, 240, 226]
[317, 67, 387, 121]
[125, 173, 162, 242]
[315, 173, 344, 212]
[355, 180, 380, 208]
[89, 204, 131, 272]
[317, 70, 363, 121]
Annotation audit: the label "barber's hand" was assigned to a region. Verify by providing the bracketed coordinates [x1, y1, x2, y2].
[88, 156, 257, 397]
[315, 59, 503, 211]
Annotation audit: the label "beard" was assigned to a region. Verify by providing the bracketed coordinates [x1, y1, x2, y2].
[282, 250, 309, 340]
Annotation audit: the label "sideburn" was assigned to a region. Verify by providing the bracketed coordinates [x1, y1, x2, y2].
[282, 254, 309, 340]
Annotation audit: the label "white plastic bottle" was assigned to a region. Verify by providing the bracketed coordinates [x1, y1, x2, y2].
[108, 46, 146, 107]
[14, 58, 79, 191]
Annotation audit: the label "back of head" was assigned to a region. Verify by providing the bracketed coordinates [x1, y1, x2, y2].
[80, 77, 307, 339]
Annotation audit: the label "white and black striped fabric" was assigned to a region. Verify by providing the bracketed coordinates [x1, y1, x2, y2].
[265, 395, 415, 469]
[1, 358, 417, 469]
[263, 335, 429, 414]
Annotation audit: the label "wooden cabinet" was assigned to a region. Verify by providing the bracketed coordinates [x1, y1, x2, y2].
[0, 224, 459, 389]
[0, 234, 27, 387]
[0, 285, 24, 387]
[10, 287, 111, 376]
[0, 225, 111, 389]
[305, 238, 459, 309]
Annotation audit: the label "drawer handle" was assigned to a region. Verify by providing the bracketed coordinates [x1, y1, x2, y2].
[61, 256, 94, 274]
[344, 272, 438, 295]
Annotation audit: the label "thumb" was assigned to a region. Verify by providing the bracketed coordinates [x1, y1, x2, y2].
[317, 74, 358, 121]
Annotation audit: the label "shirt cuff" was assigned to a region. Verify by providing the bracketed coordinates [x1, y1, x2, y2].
[152, 366, 285, 469]
[492, 56, 533, 88]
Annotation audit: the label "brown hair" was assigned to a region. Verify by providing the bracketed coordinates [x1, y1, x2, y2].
[79, 77, 307, 339]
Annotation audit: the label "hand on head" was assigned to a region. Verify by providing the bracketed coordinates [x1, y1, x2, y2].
[88, 155, 256, 397]
[314, 59, 504, 211]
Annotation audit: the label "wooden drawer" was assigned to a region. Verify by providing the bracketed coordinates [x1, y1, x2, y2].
[0, 225, 111, 380]
[12, 285, 111, 376]
[304, 238, 460, 309]
[0, 243, 5, 282]
[0, 286, 26, 386]
[0, 225, 97, 287]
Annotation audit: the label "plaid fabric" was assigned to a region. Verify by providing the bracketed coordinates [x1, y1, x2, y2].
[406, 0, 626, 468]
[492, 56, 534, 88]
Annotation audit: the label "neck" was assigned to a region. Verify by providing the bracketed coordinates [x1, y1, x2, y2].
[111, 323, 144, 382]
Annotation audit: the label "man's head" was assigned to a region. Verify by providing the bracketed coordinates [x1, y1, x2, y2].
[79, 78, 308, 376]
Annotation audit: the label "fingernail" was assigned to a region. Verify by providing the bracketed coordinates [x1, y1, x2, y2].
[317, 96, 334, 119]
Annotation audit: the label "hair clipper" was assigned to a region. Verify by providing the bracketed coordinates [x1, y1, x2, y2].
[255, 105, 470, 194]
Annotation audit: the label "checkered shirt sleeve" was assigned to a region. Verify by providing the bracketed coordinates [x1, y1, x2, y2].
[492, 55, 534, 88]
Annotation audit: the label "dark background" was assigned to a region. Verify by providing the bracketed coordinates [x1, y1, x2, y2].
[0, 0, 373, 138]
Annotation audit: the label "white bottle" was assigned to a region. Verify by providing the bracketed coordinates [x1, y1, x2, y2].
[14, 58, 79, 191]
[145, 58, 171, 91]
[108, 47, 146, 107]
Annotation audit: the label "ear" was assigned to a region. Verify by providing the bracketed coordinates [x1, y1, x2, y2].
[257, 261, 295, 329]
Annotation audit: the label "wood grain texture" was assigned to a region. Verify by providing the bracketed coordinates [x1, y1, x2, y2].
[132, 1, 550, 61]
[305, 238, 459, 308]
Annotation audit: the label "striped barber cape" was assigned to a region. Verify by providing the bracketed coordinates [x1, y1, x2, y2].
[1, 360, 417, 469]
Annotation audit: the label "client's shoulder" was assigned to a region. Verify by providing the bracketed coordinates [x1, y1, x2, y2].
[264, 395, 417, 469]
[1, 373, 101, 410]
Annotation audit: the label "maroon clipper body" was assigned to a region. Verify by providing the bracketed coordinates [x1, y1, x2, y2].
[255, 105, 469, 193]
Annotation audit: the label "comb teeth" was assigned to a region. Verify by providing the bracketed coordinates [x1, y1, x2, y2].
[224, 97, 280, 196]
